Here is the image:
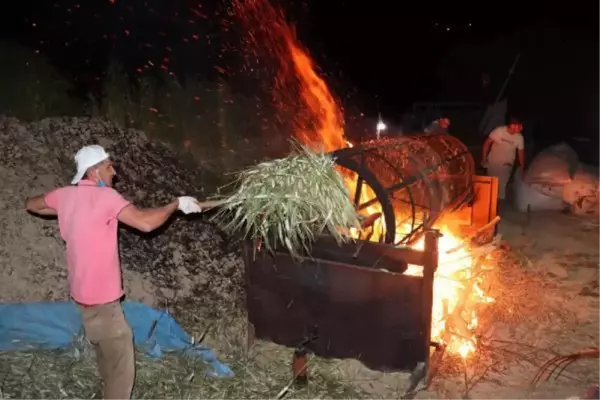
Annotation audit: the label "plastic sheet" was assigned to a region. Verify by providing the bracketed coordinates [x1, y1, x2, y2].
[0, 300, 234, 378]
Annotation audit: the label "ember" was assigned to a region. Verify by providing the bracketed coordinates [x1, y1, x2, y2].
[234, 0, 495, 360]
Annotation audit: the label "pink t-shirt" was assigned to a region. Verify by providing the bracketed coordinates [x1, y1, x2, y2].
[44, 179, 131, 305]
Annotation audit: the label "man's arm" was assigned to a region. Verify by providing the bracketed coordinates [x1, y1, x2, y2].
[117, 200, 179, 233]
[482, 127, 502, 162]
[517, 148, 525, 174]
[25, 195, 57, 216]
[482, 136, 493, 162]
[516, 134, 526, 176]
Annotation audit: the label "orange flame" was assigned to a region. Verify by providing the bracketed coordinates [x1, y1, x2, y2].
[285, 40, 346, 151]
[234, 0, 493, 359]
[233, 0, 346, 152]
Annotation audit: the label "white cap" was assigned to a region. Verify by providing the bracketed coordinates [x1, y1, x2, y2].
[71, 145, 110, 184]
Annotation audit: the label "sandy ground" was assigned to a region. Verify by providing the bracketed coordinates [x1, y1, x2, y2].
[324, 206, 599, 399]
[473, 207, 599, 399]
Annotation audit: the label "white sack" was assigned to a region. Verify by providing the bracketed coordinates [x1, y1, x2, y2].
[514, 172, 566, 212]
[563, 164, 599, 216]
[524, 142, 579, 199]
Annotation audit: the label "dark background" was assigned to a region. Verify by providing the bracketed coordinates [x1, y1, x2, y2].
[1, 0, 598, 163]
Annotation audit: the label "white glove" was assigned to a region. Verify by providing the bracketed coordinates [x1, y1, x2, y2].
[177, 196, 203, 214]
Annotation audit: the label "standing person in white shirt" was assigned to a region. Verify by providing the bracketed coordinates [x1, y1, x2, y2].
[481, 118, 526, 201]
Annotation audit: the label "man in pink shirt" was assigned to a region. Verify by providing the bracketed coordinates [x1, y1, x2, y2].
[25, 145, 217, 399]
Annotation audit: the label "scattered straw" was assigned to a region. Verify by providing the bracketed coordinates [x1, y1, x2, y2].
[211, 141, 360, 259]
[483, 244, 571, 326]
[423, 241, 593, 398]
[0, 304, 367, 399]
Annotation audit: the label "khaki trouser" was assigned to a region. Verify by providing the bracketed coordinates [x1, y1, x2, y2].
[77, 300, 135, 399]
[487, 163, 513, 200]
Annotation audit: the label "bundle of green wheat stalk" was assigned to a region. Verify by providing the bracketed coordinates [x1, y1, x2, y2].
[211, 143, 360, 259]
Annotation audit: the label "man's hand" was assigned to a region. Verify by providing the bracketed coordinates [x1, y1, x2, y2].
[177, 196, 203, 214]
[480, 158, 489, 169]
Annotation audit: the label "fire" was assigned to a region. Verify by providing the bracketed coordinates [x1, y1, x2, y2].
[232, 0, 346, 152]
[344, 168, 495, 358]
[234, 0, 494, 359]
[285, 41, 346, 152]
[405, 226, 495, 358]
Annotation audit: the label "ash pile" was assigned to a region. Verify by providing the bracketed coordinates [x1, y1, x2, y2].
[0, 116, 243, 310]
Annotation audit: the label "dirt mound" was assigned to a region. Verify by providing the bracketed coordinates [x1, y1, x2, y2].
[0, 116, 243, 309]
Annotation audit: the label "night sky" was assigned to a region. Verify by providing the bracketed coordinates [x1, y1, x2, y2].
[1, 0, 598, 161]
[2, 0, 528, 108]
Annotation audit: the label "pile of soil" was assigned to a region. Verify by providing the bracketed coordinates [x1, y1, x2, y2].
[0, 116, 244, 309]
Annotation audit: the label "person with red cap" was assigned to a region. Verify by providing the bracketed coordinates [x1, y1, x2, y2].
[25, 144, 217, 399]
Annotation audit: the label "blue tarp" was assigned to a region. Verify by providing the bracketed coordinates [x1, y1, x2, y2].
[0, 300, 234, 378]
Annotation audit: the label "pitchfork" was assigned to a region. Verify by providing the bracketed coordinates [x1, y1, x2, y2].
[532, 347, 599, 384]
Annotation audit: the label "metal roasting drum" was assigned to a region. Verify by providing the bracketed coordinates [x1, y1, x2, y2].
[330, 132, 475, 245]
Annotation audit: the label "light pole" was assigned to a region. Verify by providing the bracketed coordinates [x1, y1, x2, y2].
[376, 113, 387, 139]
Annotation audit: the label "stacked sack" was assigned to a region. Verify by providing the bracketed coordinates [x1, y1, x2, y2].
[514, 142, 599, 216]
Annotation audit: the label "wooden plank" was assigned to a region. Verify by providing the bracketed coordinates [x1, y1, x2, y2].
[470, 175, 498, 236]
